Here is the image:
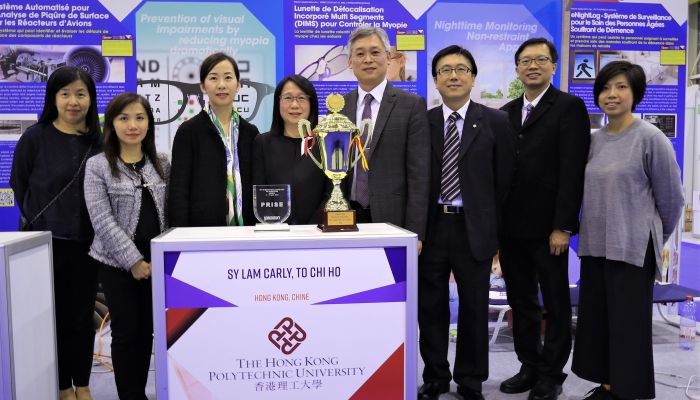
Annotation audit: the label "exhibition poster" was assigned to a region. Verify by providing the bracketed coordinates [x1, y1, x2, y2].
[0, 0, 136, 230]
[569, 0, 685, 161]
[567, 0, 687, 282]
[285, 0, 561, 113]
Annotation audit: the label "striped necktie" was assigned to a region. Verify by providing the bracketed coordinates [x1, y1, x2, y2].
[354, 93, 373, 208]
[440, 111, 461, 202]
[523, 103, 534, 123]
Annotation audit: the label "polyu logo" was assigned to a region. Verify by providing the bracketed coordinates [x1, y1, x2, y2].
[268, 317, 307, 355]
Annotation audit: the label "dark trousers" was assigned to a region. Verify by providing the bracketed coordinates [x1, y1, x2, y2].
[52, 238, 99, 390]
[572, 240, 656, 399]
[99, 264, 153, 400]
[499, 236, 572, 383]
[418, 212, 491, 391]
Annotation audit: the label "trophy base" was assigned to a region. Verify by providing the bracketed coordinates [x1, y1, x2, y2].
[254, 223, 290, 232]
[318, 210, 358, 232]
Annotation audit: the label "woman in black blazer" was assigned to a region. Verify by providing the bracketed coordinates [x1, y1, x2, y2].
[169, 52, 260, 227]
[252, 75, 327, 224]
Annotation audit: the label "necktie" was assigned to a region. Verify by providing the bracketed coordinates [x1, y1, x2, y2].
[440, 112, 461, 202]
[523, 103, 534, 123]
[355, 93, 373, 208]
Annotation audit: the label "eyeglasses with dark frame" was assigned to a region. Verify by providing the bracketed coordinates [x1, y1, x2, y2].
[136, 78, 274, 124]
[437, 65, 472, 77]
[517, 56, 552, 67]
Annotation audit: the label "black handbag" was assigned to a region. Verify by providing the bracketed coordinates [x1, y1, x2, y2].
[18, 143, 93, 231]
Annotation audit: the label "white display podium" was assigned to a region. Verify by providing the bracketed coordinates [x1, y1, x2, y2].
[151, 223, 417, 400]
[0, 231, 56, 400]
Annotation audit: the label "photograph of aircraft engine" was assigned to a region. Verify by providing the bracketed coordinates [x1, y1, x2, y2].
[0, 45, 114, 83]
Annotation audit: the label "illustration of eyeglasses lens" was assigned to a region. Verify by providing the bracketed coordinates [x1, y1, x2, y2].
[136, 79, 202, 125]
[299, 45, 349, 81]
[137, 79, 273, 124]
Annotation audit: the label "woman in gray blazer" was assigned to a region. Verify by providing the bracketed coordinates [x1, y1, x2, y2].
[84, 93, 169, 400]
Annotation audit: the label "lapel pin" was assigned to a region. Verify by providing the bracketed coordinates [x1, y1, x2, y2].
[473, 124, 477, 128]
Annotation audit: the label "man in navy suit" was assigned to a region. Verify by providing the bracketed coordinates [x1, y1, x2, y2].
[417, 45, 514, 400]
[341, 26, 430, 248]
[499, 38, 590, 400]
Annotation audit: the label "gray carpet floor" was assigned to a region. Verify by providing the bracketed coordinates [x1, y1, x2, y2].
[90, 306, 700, 399]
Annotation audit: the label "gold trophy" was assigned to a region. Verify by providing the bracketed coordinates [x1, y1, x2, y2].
[298, 93, 372, 232]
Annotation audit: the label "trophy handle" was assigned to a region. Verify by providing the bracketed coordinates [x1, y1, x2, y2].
[297, 120, 323, 169]
[350, 118, 372, 170]
[298, 119, 312, 139]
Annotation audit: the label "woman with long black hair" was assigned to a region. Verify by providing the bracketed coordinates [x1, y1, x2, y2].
[84, 92, 168, 400]
[252, 75, 327, 224]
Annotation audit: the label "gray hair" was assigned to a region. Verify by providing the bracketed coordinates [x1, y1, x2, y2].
[348, 26, 391, 52]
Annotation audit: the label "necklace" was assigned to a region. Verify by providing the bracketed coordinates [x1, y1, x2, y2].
[120, 156, 144, 172]
[121, 157, 148, 189]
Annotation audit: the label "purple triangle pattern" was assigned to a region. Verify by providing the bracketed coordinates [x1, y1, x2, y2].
[165, 275, 237, 308]
[164, 251, 181, 277]
[312, 281, 406, 305]
[384, 247, 406, 283]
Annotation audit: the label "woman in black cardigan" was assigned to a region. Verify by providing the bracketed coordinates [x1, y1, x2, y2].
[11, 66, 102, 400]
[169, 52, 260, 227]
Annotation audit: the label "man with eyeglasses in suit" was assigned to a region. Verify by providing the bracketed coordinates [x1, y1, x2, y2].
[417, 45, 514, 400]
[498, 38, 590, 400]
[341, 26, 430, 254]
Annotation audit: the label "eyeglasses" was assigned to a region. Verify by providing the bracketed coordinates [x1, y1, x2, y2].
[299, 45, 349, 81]
[351, 49, 388, 61]
[239, 79, 275, 119]
[437, 65, 472, 77]
[280, 94, 310, 105]
[517, 56, 552, 67]
[136, 78, 274, 124]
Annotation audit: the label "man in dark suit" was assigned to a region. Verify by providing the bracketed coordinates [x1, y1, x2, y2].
[341, 26, 430, 247]
[417, 45, 514, 400]
[499, 38, 590, 400]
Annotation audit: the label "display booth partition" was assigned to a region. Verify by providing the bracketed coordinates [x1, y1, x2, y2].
[0, 231, 56, 400]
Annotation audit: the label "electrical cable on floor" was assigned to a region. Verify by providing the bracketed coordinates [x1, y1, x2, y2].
[657, 303, 681, 328]
[93, 311, 114, 372]
[654, 300, 700, 398]
[687, 375, 700, 400]
[654, 371, 700, 400]
[90, 310, 157, 374]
